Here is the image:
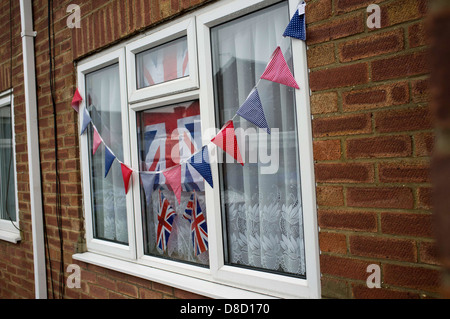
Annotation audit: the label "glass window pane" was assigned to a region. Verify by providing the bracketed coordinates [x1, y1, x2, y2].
[0, 105, 16, 222]
[136, 100, 209, 267]
[86, 64, 128, 244]
[211, 2, 306, 277]
[136, 37, 189, 89]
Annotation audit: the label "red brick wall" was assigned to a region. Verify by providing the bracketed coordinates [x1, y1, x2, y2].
[0, 0, 439, 299]
[308, 0, 440, 298]
[0, 0, 212, 299]
[429, 1, 450, 298]
[0, 0, 36, 299]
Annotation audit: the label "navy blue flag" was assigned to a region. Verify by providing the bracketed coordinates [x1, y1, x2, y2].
[104, 146, 116, 178]
[188, 145, 213, 189]
[283, 3, 306, 41]
[80, 107, 92, 135]
[140, 172, 158, 205]
[237, 88, 271, 134]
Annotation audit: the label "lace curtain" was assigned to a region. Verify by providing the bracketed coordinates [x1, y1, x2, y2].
[86, 64, 128, 244]
[142, 189, 209, 266]
[211, 2, 306, 277]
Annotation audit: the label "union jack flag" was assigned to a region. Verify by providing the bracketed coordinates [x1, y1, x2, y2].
[188, 192, 208, 255]
[139, 101, 204, 191]
[183, 193, 195, 221]
[139, 39, 189, 88]
[156, 190, 177, 252]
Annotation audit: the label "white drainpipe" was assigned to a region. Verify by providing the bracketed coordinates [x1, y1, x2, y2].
[19, 0, 47, 299]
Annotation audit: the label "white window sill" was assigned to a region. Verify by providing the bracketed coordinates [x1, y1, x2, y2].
[0, 229, 21, 244]
[72, 252, 277, 299]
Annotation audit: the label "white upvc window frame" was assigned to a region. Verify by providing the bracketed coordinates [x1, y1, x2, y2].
[126, 17, 199, 104]
[0, 90, 21, 244]
[75, 0, 320, 299]
[129, 90, 213, 282]
[196, 0, 320, 299]
[77, 49, 136, 260]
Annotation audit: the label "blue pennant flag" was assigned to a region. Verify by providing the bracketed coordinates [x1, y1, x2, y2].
[80, 106, 92, 135]
[183, 163, 201, 192]
[237, 88, 271, 134]
[283, 3, 306, 41]
[104, 146, 116, 178]
[188, 146, 213, 189]
[140, 173, 158, 206]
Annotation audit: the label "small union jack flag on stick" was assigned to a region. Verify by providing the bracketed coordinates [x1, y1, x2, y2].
[188, 192, 208, 255]
[156, 190, 177, 252]
[183, 193, 194, 221]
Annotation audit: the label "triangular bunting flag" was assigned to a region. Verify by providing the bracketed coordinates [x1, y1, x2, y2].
[92, 126, 102, 155]
[237, 88, 271, 134]
[283, 3, 306, 41]
[104, 146, 116, 178]
[121, 163, 133, 195]
[183, 163, 201, 192]
[153, 164, 161, 190]
[140, 173, 158, 205]
[188, 145, 213, 188]
[163, 165, 182, 204]
[211, 120, 244, 166]
[80, 107, 92, 135]
[71, 88, 83, 112]
[260, 46, 299, 89]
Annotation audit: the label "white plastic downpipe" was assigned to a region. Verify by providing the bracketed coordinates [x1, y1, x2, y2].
[19, 0, 47, 299]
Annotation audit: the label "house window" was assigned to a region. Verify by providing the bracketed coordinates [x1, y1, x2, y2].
[77, 0, 319, 298]
[78, 49, 136, 260]
[211, 1, 305, 278]
[126, 17, 198, 103]
[0, 91, 20, 243]
[136, 100, 209, 266]
[85, 63, 128, 245]
[136, 36, 189, 89]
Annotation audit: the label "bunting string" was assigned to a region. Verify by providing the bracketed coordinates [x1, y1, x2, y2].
[73, 1, 307, 197]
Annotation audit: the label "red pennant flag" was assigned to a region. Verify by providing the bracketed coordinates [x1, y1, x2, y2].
[71, 88, 83, 112]
[121, 163, 133, 195]
[163, 165, 182, 204]
[260, 46, 299, 89]
[211, 120, 244, 166]
[92, 126, 102, 155]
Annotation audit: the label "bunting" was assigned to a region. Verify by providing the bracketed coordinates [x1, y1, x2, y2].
[211, 120, 244, 166]
[80, 107, 92, 135]
[92, 126, 102, 155]
[140, 173, 158, 205]
[104, 146, 116, 178]
[260, 46, 299, 89]
[72, 5, 305, 203]
[163, 165, 182, 204]
[71, 88, 83, 112]
[283, 2, 306, 41]
[121, 163, 133, 195]
[237, 88, 270, 134]
[188, 145, 213, 189]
